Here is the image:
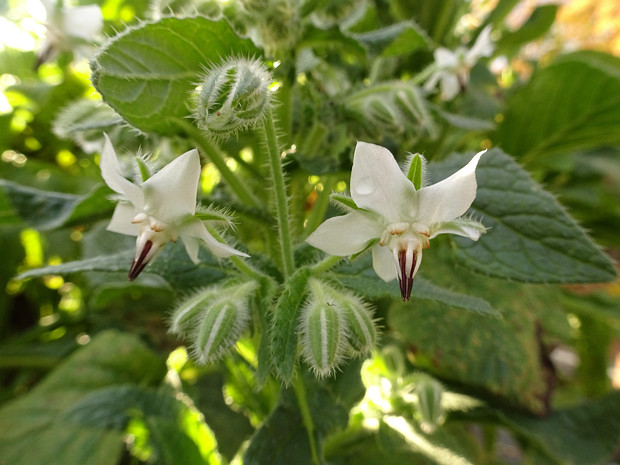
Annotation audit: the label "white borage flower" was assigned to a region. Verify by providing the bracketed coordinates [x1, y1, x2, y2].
[424, 26, 494, 101]
[36, 0, 103, 68]
[306, 142, 486, 301]
[99, 134, 248, 280]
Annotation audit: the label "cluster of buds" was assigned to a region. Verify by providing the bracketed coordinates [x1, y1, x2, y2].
[299, 278, 377, 377]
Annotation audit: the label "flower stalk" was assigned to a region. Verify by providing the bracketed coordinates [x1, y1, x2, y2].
[262, 108, 295, 278]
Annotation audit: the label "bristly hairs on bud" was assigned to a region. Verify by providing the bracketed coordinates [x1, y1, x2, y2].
[169, 281, 257, 365]
[298, 282, 349, 378]
[192, 57, 273, 139]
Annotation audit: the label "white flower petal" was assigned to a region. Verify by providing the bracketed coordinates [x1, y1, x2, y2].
[434, 48, 458, 69]
[306, 211, 382, 256]
[466, 26, 494, 66]
[350, 142, 415, 223]
[439, 73, 460, 101]
[430, 218, 486, 240]
[416, 150, 485, 225]
[181, 218, 248, 259]
[372, 244, 395, 282]
[142, 149, 200, 222]
[106, 203, 139, 236]
[100, 134, 144, 208]
[62, 5, 102, 41]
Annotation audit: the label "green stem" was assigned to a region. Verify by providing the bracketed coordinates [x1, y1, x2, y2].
[310, 255, 342, 275]
[175, 119, 258, 207]
[294, 376, 322, 465]
[262, 109, 295, 278]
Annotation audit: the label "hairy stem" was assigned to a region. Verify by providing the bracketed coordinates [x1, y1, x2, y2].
[262, 109, 295, 278]
[294, 376, 322, 465]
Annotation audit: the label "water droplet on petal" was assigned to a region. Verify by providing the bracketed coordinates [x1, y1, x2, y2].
[355, 176, 374, 195]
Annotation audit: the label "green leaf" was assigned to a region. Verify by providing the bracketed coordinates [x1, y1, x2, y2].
[91, 17, 260, 134]
[330, 193, 359, 211]
[461, 391, 620, 465]
[333, 256, 498, 316]
[389, 296, 550, 414]
[432, 148, 617, 283]
[18, 241, 228, 291]
[496, 4, 557, 56]
[350, 21, 429, 57]
[270, 267, 311, 383]
[0, 331, 165, 465]
[495, 51, 620, 162]
[0, 180, 115, 230]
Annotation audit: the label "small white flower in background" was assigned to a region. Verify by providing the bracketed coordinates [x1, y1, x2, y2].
[306, 142, 486, 301]
[424, 26, 494, 101]
[100, 134, 248, 281]
[36, 0, 103, 68]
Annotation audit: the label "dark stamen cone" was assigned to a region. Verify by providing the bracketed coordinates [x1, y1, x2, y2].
[128, 240, 153, 281]
[397, 249, 416, 301]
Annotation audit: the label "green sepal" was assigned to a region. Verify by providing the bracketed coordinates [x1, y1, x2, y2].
[135, 157, 151, 183]
[407, 153, 423, 190]
[330, 193, 359, 211]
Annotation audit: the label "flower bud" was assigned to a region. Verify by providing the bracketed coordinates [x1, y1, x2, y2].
[194, 58, 272, 137]
[336, 293, 376, 355]
[170, 282, 256, 364]
[415, 375, 445, 433]
[299, 296, 347, 378]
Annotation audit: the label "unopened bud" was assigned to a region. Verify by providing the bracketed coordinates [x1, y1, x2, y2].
[194, 58, 272, 136]
[415, 375, 445, 433]
[337, 293, 376, 354]
[299, 297, 347, 378]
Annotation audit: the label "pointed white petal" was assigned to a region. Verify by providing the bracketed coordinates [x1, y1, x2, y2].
[416, 151, 485, 225]
[466, 26, 494, 65]
[142, 149, 200, 223]
[350, 142, 416, 223]
[100, 134, 144, 207]
[106, 203, 139, 236]
[439, 73, 460, 101]
[62, 5, 103, 41]
[306, 211, 382, 256]
[434, 48, 458, 69]
[181, 219, 248, 259]
[430, 218, 486, 240]
[372, 244, 395, 282]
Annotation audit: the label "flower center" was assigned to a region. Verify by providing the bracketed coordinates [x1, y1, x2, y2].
[128, 213, 177, 280]
[379, 223, 430, 301]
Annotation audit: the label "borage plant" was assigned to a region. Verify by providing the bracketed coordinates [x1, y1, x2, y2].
[1, 1, 620, 465]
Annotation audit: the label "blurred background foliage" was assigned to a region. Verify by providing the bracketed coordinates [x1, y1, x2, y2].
[0, 0, 619, 464]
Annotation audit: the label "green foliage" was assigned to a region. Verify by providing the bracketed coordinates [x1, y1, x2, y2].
[91, 17, 260, 134]
[2, 1, 620, 464]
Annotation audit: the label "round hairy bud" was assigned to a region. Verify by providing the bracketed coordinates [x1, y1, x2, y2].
[194, 58, 272, 136]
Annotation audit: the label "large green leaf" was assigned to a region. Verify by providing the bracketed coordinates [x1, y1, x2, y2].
[18, 243, 229, 291]
[0, 331, 165, 465]
[459, 391, 620, 465]
[431, 148, 616, 283]
[91, 17, 260, 134]
[389, 295, 551, 414]
[495, 51, 620, 162]
[0, 180, 114, 230]
[332, 256, 498, 316]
